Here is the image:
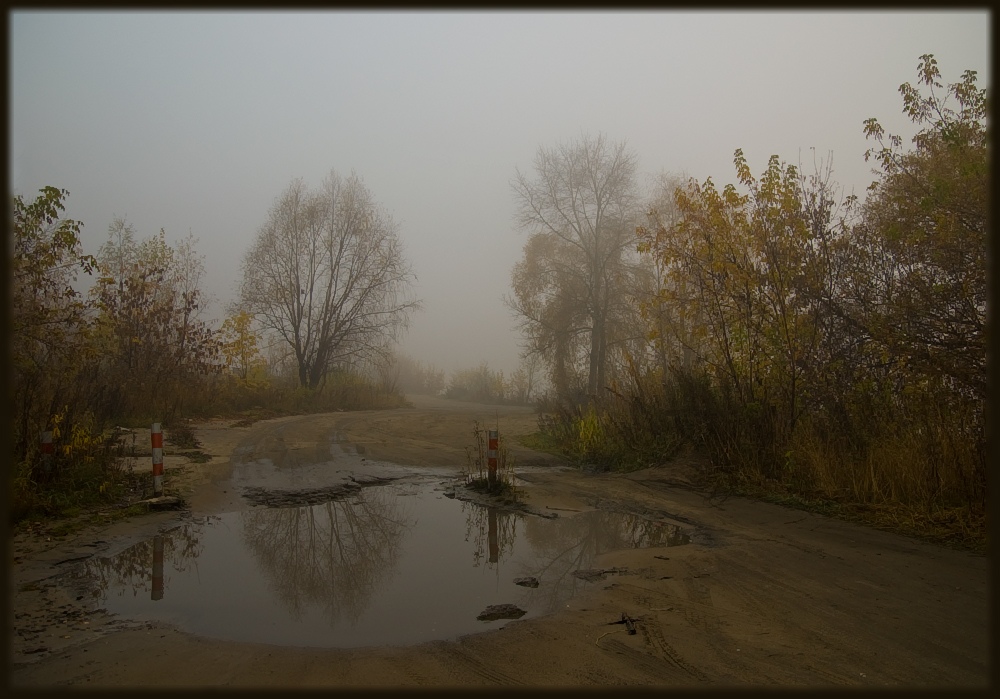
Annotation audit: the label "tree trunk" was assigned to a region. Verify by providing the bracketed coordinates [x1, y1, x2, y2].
[588, 312, 603, 398]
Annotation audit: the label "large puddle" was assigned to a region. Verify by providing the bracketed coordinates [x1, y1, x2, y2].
[63, 481, 690, 648]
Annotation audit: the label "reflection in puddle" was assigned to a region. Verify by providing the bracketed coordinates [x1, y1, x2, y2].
[65, 484, 690, 648]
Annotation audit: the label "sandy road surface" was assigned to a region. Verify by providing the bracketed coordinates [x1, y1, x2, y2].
[9, 395, 989, 688]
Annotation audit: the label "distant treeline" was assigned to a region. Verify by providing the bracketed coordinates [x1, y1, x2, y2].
[385, 354, 543, 406]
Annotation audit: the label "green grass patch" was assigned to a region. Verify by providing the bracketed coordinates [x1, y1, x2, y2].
[517, 431, 566, 457]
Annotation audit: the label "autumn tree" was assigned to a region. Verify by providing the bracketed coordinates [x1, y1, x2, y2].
[220, 310, 267, 385]
[508, 133, 641, 399]
[10, 187, 96, 464]
[638, 172, 702, 378]
[90, 220, 220, 418]
[852, 54, 987, 401]
[633, 55, 986, 520]
[238, 172, 419, 390]
[837, 55, 987, 510]
[637, 146, 854, 475]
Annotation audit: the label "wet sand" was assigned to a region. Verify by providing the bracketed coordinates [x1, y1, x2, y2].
[9, 395, 989, 687]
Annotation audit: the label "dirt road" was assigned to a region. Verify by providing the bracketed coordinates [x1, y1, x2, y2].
[9, 395, 989, 688]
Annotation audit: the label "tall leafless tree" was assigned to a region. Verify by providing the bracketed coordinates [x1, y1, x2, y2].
[239, 171, 419, 390]
[508, 133, 640, 399]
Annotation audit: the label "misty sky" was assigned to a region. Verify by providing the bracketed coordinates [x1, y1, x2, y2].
[9, 10, 990, 377]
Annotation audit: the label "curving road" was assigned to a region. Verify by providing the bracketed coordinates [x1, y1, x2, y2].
[10, 395, 989, 687]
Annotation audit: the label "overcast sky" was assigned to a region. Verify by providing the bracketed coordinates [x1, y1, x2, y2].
[9, 10, 991, 377]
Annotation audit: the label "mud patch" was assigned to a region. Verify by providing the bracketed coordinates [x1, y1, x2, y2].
[443, 481, 558, 520]
[572, 567, 633, 582]
[241, 474, 399, 508]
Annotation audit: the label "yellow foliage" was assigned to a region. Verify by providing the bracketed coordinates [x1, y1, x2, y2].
[576, 405, 603, 452]
[221, 310, 267, 384]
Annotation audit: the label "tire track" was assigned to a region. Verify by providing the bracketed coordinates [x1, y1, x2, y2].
[681, 576, 717, 631]
[393, 654, 440, 686]
[616, 581, 727, 631]
[641, 614, 711, 682]
[436, 646, 526, 686]
[599, 636, 694, 683]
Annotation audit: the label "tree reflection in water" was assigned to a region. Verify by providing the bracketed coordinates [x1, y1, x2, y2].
[239, 486, 412, 627]
[65, 489, 690, 640]
[70, 520, 209, 601]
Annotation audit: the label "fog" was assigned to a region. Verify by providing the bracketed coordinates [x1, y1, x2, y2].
[9, 10, 990, 377]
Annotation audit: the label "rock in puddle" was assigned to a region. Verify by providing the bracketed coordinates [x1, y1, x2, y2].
[513, 576, 539, 588]
[477, 604, 527, 621]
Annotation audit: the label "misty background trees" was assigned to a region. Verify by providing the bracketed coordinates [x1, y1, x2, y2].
[508, 133, 645, 400]
[238, 172, 420, 390]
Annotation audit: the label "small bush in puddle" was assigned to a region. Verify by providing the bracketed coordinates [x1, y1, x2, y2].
[464, 420, 518, 498]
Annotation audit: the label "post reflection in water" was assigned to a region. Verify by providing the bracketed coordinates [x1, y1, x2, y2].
[69, 521, 207, 601]
[238, 486, 412, 627]
[151, 535, 164, 601]
[488, 507, 499, 564]
[463, 502, 518, 569]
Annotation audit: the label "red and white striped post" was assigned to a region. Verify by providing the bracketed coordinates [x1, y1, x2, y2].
[151, 423, 164, 497]
[487, 429, 498, 489]
[40, 430, 54, 474]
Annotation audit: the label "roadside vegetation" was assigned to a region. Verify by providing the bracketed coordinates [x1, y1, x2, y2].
[10, 172, 414, 529]
[509, 56, 986, 552]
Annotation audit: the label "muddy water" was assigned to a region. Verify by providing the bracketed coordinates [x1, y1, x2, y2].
[63, 481, 689, 649]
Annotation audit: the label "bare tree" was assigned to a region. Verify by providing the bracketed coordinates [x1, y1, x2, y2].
[508, 133, 640, 399]
[239, 172, 419, 390]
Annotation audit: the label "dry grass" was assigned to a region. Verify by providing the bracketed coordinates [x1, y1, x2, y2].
[537, 368, 986, 554]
